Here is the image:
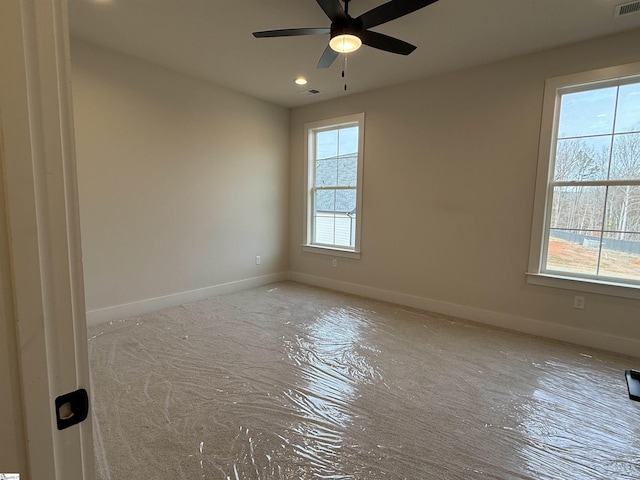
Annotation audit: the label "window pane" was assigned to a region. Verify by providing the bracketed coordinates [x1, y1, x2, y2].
[549, 186, 605, 231]
[597, 232, 640, 281]
[333, 215, 354, 247]
[337, 155, 357, 186]
[315, 189, 335, 212]
[554, 137, 610, 181]
[313, 211, 355, 247]
[610, 133, 640, 180]
[557, 87, 617, 138]
[312, 188, 356, 247]
[316, 130, 338, 159]
[335, 189, 356, 214]
[546, 229, 601, 275]
[614, 82, 640, 134]
[338, 126, 358, 155]
[316, 158, 337, 186]
[604, 185, 640, 235]
[313, 211, 335, 245]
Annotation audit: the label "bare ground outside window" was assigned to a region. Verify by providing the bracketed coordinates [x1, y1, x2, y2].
[547, 237, 640, 280]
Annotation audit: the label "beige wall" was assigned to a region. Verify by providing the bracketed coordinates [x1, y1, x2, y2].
[71, 40, 289, 312]
[290, 29, 640, 354]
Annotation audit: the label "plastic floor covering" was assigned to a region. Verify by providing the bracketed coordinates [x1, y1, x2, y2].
[88, 282, 640, 479]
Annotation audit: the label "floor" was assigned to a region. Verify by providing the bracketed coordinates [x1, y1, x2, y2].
[88, 282, 640, 479]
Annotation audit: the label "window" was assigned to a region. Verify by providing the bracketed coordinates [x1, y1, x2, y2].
[528, 63, 640, 297]
[303, 113, 364, 257]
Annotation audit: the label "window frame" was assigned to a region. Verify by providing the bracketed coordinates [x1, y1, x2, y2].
[527, 62, 640, 300]
[303, 113, 365, 258]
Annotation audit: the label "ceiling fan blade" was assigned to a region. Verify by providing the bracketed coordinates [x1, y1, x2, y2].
[253, 27, 330, 38]
[317, 44, 339, 68]
[360, 30, 416, 55]
[315, 0, 347, 22]
[357, 0, 439, 30]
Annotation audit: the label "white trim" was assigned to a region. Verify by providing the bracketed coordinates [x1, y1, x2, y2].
[301, 244, 361, 259]
[86, 273, 289, 326]
[526, 272, 640, 299]
[289, 272, 640, 358]
[1, 0, 93, 478]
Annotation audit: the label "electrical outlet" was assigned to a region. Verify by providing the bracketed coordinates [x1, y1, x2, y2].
[255, 255, 261, 265]
[332, 259, 337, 268]
[573, 295, 585, 310]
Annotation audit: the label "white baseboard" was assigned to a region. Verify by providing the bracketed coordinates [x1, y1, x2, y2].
[85, 272, 289, 326]
[289, 272, 640, 359]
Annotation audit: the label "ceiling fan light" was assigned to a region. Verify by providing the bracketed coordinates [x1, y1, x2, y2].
[329, 34, 362, 53]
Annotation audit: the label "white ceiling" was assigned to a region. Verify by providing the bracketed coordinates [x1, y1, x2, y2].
[69, 0, 640, 108]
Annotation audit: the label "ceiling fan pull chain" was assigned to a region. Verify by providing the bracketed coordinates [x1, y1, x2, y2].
[343, 53, 348, 91]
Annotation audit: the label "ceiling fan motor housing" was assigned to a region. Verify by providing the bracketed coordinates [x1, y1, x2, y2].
[330, 20, 362, 40]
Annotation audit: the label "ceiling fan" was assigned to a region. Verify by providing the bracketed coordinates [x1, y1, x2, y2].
[252, 0, 439, 68]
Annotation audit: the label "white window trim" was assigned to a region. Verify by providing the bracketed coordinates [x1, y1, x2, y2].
[527, 61, 640, 299]
[303, 113, 365, 258]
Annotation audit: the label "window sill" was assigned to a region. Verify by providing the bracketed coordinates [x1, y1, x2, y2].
[302, 244, 361, 259]
[525, 272, 640, 300]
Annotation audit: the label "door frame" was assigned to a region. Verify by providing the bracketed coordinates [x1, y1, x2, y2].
[0, 0, 94, 478]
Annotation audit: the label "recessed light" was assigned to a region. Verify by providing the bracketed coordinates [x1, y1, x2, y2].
[294, 77, 308, 85]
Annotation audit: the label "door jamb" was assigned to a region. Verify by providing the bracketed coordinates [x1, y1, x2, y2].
[0, 0, 94, 478]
